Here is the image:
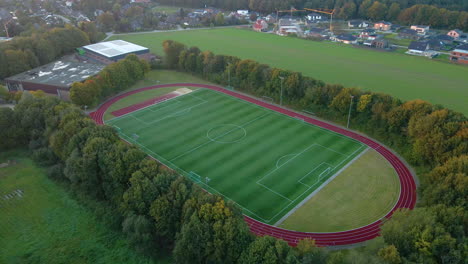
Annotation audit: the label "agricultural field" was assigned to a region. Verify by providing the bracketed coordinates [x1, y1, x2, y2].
[109, 28, 468, 115]
[0, 150, 167, 264]
[106, 88, 370, 225]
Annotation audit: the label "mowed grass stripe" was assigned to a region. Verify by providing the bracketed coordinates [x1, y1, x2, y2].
[107, 89, 365, 224]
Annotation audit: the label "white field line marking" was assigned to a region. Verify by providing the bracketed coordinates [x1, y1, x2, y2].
[314, 143, 348, 157]
[208, 89, 363, 147]
[255, 144, 366, 224]
[265, 144, 367, 224]
[297, 162, 328, 187]
[119, 131, 270, 222]
[169, 112, 270, 162]
[106, 89, 205, 124]
[256, 143, 317, 185]
[257, 182, 293, 202]
[274, 147, 370, 226]
[149, 100, 181, 113]
[275, 154, 297, 168]
[141, 100, 208, 126]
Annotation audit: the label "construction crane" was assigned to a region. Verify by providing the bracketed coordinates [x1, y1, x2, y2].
[304, 8, 335, 33]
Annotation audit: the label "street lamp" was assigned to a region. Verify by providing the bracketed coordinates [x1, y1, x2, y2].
[347, 95, 354, 129]
[279, 76, 285, 106]
[227, 62, 232, 90]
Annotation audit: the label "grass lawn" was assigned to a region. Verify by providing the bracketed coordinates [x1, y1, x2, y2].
[109, 28, 468, 115]
[279, 149, 400, 232]
[103, 70, 215, 120]
[0, 150, 168, 264]
[383, 33, 412, 46]
[106, 88, 367, 225]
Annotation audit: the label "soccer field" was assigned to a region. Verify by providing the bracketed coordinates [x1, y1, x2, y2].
[106, 89, 366, 224]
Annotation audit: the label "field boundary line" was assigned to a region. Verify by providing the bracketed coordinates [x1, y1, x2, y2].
[169, 112, 270, 162]
[297, 162, 328, 187]
[274, 147, 370, 226]
[106, 89, 204, 123]
[257, 182, 293, 202]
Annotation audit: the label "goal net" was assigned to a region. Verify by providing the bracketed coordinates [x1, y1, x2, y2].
[188, 171, 202, 183]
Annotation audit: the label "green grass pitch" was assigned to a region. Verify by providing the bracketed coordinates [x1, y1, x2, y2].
[106, 89, 366, 224]
[109, 28, 468, 115]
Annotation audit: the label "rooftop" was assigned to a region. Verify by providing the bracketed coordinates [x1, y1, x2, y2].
[82, 40, 149, 59]
[6, 58, 104, 88]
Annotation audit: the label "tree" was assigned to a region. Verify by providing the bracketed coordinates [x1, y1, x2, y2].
[215, 13, 225, 26]
[97, 11, 116, 32]
[387, 3, 401, 21]
[0, 107, 20, 149]
[359, 0, 373, 19]
[70, 81, 99, 107]
[238, 235, 297, 264]
[378, 245, 402, 264]
[122, 213, 156, 254]
[162, 40, 186, 68]
[367, 1, 388, 21]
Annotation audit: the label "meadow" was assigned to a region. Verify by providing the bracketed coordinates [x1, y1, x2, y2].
[0, 150, 168, 264]
[109, 28, 468, 115]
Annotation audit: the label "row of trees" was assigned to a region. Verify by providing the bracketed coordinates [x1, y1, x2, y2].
[163, 40, 467, 263]
[69, 54, 150, 107]
[0, 25, 90, 79]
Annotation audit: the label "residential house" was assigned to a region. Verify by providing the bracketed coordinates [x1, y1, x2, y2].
[277, 18, 302, 36]
[458, 34, 468, 43]
[398, 28, 419, 40]
[432, 34, 454, 45]
[447, 29, 463, 39]
[372, 39, 389, 49]
[335, 34, 357, 44]
[253, 19, 268, 32]
[265, 14, 276, 23]
[306, 13, 327, 23]
[374, 21, 392, 31]
[130, 0, 151, 3]
[407, 41, 429, 56]
[348, 20, 369, 28]
[450, 44, 468, 64]
[307, 27, 326, 38]
[427, 39, 444, 51]
[359, 28, 375, 39]
[410, 25, 430, 35]
[237, 10, 249, 16]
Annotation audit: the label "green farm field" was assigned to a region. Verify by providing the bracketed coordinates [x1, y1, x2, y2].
[109, 28, 468, 115]
[106, 88, 367, 225]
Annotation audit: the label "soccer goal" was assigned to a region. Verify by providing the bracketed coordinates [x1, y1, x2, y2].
[262, 96, 274, 103]
[188, 171, 202, 183]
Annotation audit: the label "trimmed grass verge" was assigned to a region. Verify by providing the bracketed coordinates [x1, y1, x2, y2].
[279, 149, 400, 232]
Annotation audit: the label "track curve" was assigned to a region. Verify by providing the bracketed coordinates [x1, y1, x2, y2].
[90, 83, 417, 246]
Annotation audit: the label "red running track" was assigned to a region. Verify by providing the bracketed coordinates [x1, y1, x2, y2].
[90, 83, 417, 247]
[111, 93, 179, 117]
